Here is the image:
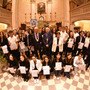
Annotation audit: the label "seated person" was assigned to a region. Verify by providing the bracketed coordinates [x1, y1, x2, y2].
[63, 53, 73, 79]
[73, 53, 85, 76]
[8, 54, 18, 76]
[30, 55, 42, 83]
[18, 55, 30, 82]
[53, 53, 63, 79]
[42, 56, 51, 79]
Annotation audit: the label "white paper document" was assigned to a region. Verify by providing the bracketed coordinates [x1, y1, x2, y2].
[31, 70, 38, 77]
[8, 67, 15, 73]
[78, 42, 84, 49]
[19, 42, 25, 49]
[68, 42, 73, 48]
[10, 42, 17, 50]
[64, 65, 72, 72]
[2, 45, 8, 54]
[43, 66, 50, 75]
[55, 62, 62, 70]
[19, 66, 26, 74]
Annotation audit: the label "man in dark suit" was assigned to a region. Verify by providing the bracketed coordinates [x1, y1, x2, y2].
[31, 27, 42, 58]
[75, 31, 85, 55]
[42, 27, 53, 58]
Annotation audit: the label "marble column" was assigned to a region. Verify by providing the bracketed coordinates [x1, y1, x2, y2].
[63, 0, 70, 27]
[12, 0, 19, 29]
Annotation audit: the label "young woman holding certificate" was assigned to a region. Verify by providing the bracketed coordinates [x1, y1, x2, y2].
[66, 31, 75, 55]
[53, 53, 63, 79]
[19, 55, 30, 82]
[30, 55, 42, 83]
[63, 53, 73, 79]
[8, 54, 18, 76]
[43, 56, 51, 79]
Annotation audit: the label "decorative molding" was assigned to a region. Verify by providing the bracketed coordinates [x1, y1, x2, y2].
[70, 1, 90, 23]
[0, 7, 12, 26]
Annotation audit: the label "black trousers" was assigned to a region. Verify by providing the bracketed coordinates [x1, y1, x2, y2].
[45, 75, 50, 79]
[22, 72, 29, 80]
[64, 69, 72, 78]
[54, 70, 63, 77]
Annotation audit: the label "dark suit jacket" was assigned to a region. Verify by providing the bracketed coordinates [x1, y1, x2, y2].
[42, 32, 53, 48]
[76, 36, 85, 49]
[31, 33, 42, 50]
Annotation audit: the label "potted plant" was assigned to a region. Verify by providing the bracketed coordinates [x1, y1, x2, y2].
[0, 49, 7, 73]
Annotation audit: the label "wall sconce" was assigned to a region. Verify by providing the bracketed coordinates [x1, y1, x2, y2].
[35, 13, 36, 19]
[30, 13, 31, 20]
[50, 12, 52, 21]
[25, 13, 27, 23]
[55, 12, 56, 21]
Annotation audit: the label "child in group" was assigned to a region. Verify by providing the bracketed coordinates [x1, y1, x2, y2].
[19, 55, 30, 82]
[42, 56, 51, 79]
[8, 54, 18, 76]
[63, 53, 73, 79]
[73, 53, 85, 77]
[30, 55, 42, 83]
[53, 53, 63, 79]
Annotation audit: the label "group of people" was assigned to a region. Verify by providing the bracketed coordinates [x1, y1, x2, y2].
[0, 26, 90, 83]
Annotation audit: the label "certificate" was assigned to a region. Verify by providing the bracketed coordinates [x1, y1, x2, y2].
[19, 66, 26, 74]
[55, 62, 62, 70]
[10, 42, 17, 50]
[43, 66, 50, 75]
[68, 42, 73, 48]
[64, 65, 72, 72]
[79, 65, 85, 70]
[8, 67, 15, 73]
[2, 45, 8, 54]
[19, 42, 25, 49]
[31, 70, 38, 77]
[78, 42, 84, 49]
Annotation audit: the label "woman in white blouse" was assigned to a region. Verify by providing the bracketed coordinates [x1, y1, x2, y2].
[52, 31, 63, 57]
[30, 55, 42, 83]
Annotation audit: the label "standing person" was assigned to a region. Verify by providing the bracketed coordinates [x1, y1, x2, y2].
[42, 56, 51, 79]
[0, 32, 9, 59]
[73, 53, 85, 77]
[52, 31, 63, 57]
[53, 53, 63, 79]
[18, 33, 28, 59]
[83, 32, 90, 58]
[85, 44, 90, 70]
[63, 53, 73, 79]
[31, 27, 42, 59]
[30, 55, 42, 83]
[75, 31, 85, 55]
[42, 27, 53, 58]
[8, 31, 19, 60]
[19, 55, 30, 82]
[66, 31, 75, 54]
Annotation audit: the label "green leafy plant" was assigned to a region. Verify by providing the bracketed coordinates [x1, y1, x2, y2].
[0, 49, 7, 66]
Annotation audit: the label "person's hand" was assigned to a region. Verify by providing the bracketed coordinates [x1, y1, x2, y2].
[26, 68, 28, 71]
[30, 71, 32, 74]
[78, 66, 81, 69]
[71, 67, 73, 69]
[37, 71, 39, 74]
[60, 67, 62, 70]
[46, 45, 49, 47]
[54, 67, 56, 70]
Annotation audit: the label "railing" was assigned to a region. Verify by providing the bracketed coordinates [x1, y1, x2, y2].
[0, 7, 12, 25]
[70, 1, 90, 23]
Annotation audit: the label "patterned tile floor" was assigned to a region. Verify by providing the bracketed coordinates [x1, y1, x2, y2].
[0, 68, 90, 90]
